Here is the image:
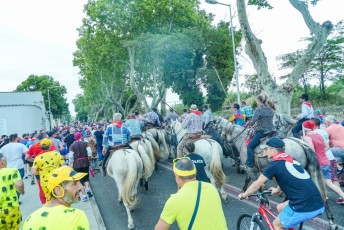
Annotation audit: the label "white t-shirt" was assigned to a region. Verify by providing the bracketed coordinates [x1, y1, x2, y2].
[0, 142, 28, 169]
[314, 128, 335, 161]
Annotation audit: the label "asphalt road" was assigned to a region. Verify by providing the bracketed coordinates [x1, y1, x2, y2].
[90, 158, 344, 230]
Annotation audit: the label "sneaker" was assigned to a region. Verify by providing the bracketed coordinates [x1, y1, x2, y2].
[336, 198, 344, 205]
[81, 195, 88, 202]
[337, 168, 344, 175]
[24, 175, 28, 179]
[86, 190, 93, 198]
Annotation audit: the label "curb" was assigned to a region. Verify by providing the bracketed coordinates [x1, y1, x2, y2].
[90, 184, 106, 230]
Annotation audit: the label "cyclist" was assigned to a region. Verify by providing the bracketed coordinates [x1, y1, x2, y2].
[238, 137, 324, 230]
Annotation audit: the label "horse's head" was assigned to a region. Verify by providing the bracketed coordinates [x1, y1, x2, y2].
[221, 122, 234, 139]
[170, 120, 182, 133]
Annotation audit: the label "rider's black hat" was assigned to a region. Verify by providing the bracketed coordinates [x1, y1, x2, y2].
[299, 93, 309, 101]
[260, 137, 285, 149]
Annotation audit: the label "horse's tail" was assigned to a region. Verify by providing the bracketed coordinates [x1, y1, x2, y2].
[146, 134, 162, 161]
[157, 130, 168, 155]
[289, 138, 327, 202]
[209, 141, 226, 187]
[137, 143, 154, 179]
[121, 151, 142, 207]
[142, 139, 155, 164]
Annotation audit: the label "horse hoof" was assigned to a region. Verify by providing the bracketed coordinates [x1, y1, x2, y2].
[128, 224, 135, 229]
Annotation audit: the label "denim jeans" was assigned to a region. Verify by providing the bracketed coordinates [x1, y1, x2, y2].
[292, 118, 309, 138]
[246, 131, 266, 168]
[96, 144, 103, 161]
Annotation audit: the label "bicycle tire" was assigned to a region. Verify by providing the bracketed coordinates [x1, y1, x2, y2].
[237, 213, 267, 230]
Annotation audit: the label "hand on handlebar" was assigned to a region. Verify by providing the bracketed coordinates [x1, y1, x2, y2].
[269, 187, 279, 195]
[238, 193, 247, 200]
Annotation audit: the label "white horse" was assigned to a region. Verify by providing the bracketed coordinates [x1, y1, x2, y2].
[147, 128, 169, 159]
[107, 149, 143, 229]
[171, 120, 229, 202]
[130, 138, 155, 189]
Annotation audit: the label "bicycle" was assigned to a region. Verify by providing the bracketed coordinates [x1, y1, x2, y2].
[237, 190, 304, 230]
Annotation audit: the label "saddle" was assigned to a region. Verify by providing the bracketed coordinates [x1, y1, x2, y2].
[130, 135, 142, 142]
[109, 144, 127, 153]
[188, 134, 212, 140]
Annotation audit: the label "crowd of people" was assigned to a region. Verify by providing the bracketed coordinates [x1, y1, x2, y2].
[0, 93, 344, 230]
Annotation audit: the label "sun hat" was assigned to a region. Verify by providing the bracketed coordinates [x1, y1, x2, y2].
[113, 113, 122, 121]
[190, 104, 198, 110]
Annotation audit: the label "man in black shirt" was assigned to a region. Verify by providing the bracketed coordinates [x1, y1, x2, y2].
[185, 141, 210, 183]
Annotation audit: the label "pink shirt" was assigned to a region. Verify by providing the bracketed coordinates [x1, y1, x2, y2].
[307, 133, 329, 166]
[325, 124, 344, 149]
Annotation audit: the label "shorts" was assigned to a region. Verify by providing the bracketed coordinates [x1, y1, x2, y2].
[330, 160, 338, 182]
[321, 164, 331, 180]
[22, 155, 33, 167]
[74, 167, 89, 184]
[0, 206, 22, 230]
[279, 204, 324, 228]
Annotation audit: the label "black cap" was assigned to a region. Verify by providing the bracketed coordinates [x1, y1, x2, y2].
[260, 137, 285, 149]
[299, 93, 309, 101]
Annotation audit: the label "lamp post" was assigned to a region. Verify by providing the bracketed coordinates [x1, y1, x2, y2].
[47, 86, 60, 131]
[205, 0, 240, 105]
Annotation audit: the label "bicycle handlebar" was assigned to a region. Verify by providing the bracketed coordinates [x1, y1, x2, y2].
[248, 190, 271, 198]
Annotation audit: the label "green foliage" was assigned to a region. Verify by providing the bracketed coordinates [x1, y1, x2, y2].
[15, 75, 70, 119]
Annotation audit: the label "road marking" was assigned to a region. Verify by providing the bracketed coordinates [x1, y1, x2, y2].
[158, 161, 344, 230]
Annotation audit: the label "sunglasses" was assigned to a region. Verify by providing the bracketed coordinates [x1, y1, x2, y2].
[173, 157, 191, 164]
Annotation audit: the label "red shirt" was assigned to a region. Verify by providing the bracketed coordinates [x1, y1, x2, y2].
[307, 133, 330, 166]
[27, 142, 56, 158]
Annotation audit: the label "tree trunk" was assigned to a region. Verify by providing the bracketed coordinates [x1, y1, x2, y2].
[236, 0, 332, 115]
[160, 88, 167, 116]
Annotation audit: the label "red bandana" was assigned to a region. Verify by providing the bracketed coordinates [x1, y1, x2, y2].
[303, 101, 312, 108]
[113, 121, 123, 128]
[272, 152, 294, 163]
[191, 110, 202, 116]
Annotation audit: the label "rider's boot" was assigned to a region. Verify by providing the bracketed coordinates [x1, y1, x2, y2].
[102, 148, 110, 176]
[246, 167, 257, 180]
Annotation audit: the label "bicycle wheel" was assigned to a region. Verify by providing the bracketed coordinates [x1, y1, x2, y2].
[237, 214, 267, 230]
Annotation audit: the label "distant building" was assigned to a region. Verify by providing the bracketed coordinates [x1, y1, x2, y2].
[0, 92, 48, 136]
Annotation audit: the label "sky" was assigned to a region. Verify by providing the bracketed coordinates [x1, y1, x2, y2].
[0, 0, 343, 115]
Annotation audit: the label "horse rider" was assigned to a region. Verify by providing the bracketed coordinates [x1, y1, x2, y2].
[229, 103, 245, 126]
[102, 113, 131, 176]
[241, 100, 254, 122]
[179, 109, 188, 123]
[238, 137, 325, 230]
[155, 157, 227, 230]
[164, 108, 178, 127]
[124, 113, 144, 138]
[245, 93, 275, 173]
[176, 104, 203, 158]
[292, 93, 314, 138]
[202, 104, 214, 130]
[144, 108, 161, 127]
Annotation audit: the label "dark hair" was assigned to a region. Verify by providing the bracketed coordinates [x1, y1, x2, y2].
[41, 145, 50, 150]
[256, 93, 268, 105]
[1, 135, 7, 139]
[175, 158, 196, 180]
[135, 111, 139, 116]
[9, 134, 18, 142]
[233, 103, 240, 110]
[311, 117, 321, 126]
[37, 132, 46, 140]
[203, 104, 209, 110]
[241, 101, 247, 105]
[22, 133, 28, 138]
[183, 109, 187, 113]
[152, 108, 157, 112]
[185, 142, 195, 153]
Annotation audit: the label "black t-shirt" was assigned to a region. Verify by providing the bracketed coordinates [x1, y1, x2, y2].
[187, 153, 210, 183]
[64, 134, 75, 150]
[263, 160, 323, 212]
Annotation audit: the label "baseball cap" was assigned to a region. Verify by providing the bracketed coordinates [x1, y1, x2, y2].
[40, 138, 52, 147]
[260, 137, 285, 149]
[47, 166, 87, 197]
[303, 120, 315, 130]
[299, 93, 309, 100]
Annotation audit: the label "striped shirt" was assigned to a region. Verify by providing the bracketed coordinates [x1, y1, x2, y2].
[248, 105, 275, 132]
[202, 109, 213, 126]
[103, 124, 131, 147]
[124, 119, 143, 136]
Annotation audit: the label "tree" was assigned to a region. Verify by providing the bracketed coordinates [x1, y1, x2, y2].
[236, 0, 333, 114]
[15, 75, 70, 119]
[277, 21, 344, 97]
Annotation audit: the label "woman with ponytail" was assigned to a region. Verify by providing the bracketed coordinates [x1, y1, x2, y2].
[245, 93, 275, 171]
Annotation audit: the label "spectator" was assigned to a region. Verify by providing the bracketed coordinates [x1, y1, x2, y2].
[93, 125, 104, 163]
[302, 120, 344, 205]
[31, 138, 65, 204]
[85, 130, 98, 170]
[325, 115, 344, 175]
[0, 152, 24, 230]
[155, 157, 227, 230]
[69, 132, 93, 202]
[22, 166, 90, 230]
[64, 128, 76, 151]
[185, 142, 210, 183]
[48, 130, 64, 153]
[314, 109, 324, 124]
[0, 135, 9, 149]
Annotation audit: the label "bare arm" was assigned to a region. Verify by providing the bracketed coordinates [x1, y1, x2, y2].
[154, 219, 171, 230]
[14, 180, 24, 195]
[31, 167, 38, 176]
[302, 136, 315, 152]
[241, 174, 268, 198]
